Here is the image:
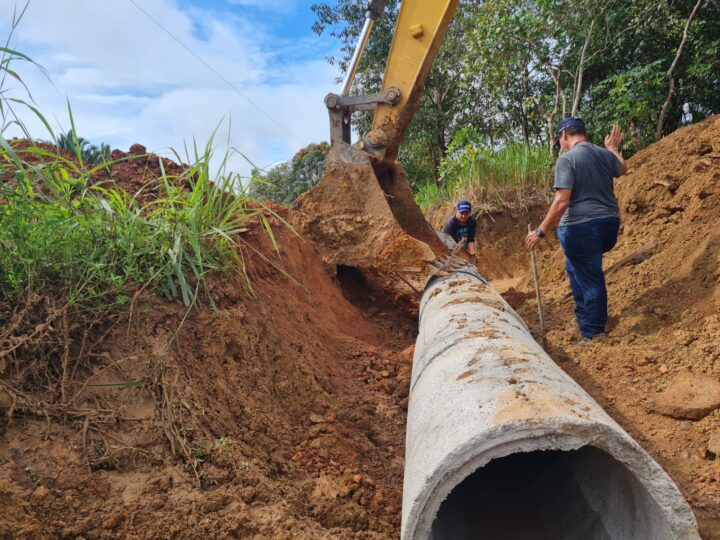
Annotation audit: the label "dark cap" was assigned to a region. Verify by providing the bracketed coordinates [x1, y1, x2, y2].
[456, 200, 471, 213]
[555, 117, 586, 137]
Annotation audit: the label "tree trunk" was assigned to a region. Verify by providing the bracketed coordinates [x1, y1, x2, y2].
[571, 17, 596, 117]
[429, 141, 442, 186]
[521, 67, 531, 145]
[433, 83, 447, 162]
[545, 67, 562, 157]
[656, 0, 703, 140]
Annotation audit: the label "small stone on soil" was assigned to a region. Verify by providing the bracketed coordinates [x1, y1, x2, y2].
[102, 509, 126, 530]
[707, 431, 720, 457]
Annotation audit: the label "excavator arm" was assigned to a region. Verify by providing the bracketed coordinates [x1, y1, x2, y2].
[371, 0, 458, 160]
[324, 0, 459, 161]
[293, 0, 463, 275]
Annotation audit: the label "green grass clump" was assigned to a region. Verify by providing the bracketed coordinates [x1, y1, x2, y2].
[0, 31, 279, 310]
[414, 181, 445, 213]
[0, 137, 267, 309]
[416, 142, 554, 212]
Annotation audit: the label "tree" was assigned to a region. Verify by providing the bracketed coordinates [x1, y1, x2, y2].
[656, 0, 704, 140]
[312, 0, 720, 182]
[249, 143, 330, 206]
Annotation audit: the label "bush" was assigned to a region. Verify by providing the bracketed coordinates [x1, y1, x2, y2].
[249, 142, 329, 205]
[55, 130, 111, 164]
[439, 126, 554, 190]
[417, 127, 554, 212]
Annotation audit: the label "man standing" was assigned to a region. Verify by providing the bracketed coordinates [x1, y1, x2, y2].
[525, 118, 627, 342]
[444, 199, 477, 256]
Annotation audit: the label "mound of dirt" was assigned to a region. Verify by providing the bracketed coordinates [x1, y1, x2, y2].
[5, 140, 190, 204]
[504, 115, 720, 537]
[426, 197, 551, 281]
[95, 144, 189, 200]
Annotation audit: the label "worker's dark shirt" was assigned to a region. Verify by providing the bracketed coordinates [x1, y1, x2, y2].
[554, 142, 623, 226]
[443, 215, 477, 244]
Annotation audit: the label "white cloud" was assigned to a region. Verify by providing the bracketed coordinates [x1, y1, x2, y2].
[9, 0, 269, 89]
[0, 0, 341, 178]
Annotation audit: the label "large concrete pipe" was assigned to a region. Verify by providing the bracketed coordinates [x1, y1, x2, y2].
[402, 267, 700, 540]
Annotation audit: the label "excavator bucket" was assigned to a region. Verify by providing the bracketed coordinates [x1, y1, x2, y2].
[292, 141, 450, 274]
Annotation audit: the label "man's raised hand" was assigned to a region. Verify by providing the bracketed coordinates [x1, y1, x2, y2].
[604, 124, 623, 151]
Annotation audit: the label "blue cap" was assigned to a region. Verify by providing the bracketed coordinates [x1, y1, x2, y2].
[456, 200, 471, 213]
[555, 117, 585, 136]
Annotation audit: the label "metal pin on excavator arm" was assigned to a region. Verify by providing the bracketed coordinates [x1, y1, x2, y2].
[293, 0, 462, 275]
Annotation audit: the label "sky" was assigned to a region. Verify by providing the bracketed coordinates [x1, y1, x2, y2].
[0, 0, 344, 178]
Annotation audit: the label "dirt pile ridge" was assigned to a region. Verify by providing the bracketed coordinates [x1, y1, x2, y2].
[5, 140, 190, 204]
[503, 115, 720, 538]
[1, 168, 417, 537]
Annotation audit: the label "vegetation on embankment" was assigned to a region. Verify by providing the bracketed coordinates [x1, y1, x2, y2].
[0, 40, 281, 311]
[415, 127, 554, 214]
[0, 138, 266, 310]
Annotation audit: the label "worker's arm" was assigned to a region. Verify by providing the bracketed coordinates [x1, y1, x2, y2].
[604, 124, 627, 176]
[467, 219, 477, 256]
[525, 188, 572, 250]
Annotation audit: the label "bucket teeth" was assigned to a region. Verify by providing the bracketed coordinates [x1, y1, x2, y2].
[427, 254, 472, 276]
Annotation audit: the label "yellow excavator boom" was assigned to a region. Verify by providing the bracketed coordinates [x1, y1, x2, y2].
[371, 0, 459, 160]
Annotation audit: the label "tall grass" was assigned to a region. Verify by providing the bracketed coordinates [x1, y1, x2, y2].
[416, 143, 554, 212]
[0, 136, 267, 308]
[0, 30, 274, 309]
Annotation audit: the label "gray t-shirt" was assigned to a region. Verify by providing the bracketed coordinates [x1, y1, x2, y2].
[554, 142, 623, 226]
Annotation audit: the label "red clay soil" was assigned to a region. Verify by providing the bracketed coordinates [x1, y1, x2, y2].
[501, 115, 720, 538]
[0, 207, 416, 538]
[5, 140, 190, 203]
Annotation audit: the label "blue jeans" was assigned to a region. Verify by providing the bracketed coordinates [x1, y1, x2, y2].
[557, 217, 620, 339]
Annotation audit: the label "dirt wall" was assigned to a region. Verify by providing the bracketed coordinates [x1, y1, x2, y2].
[0, 215, 416, 539]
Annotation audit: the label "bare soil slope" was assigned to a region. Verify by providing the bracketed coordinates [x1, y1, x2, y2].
[504, 115, 720, 538]
[1, 159, 416, 538]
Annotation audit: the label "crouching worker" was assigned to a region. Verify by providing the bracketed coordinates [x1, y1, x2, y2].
[444, 199, 477, 257]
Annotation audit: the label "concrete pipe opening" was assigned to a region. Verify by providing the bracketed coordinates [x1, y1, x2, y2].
[430, 447, 674, 540]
